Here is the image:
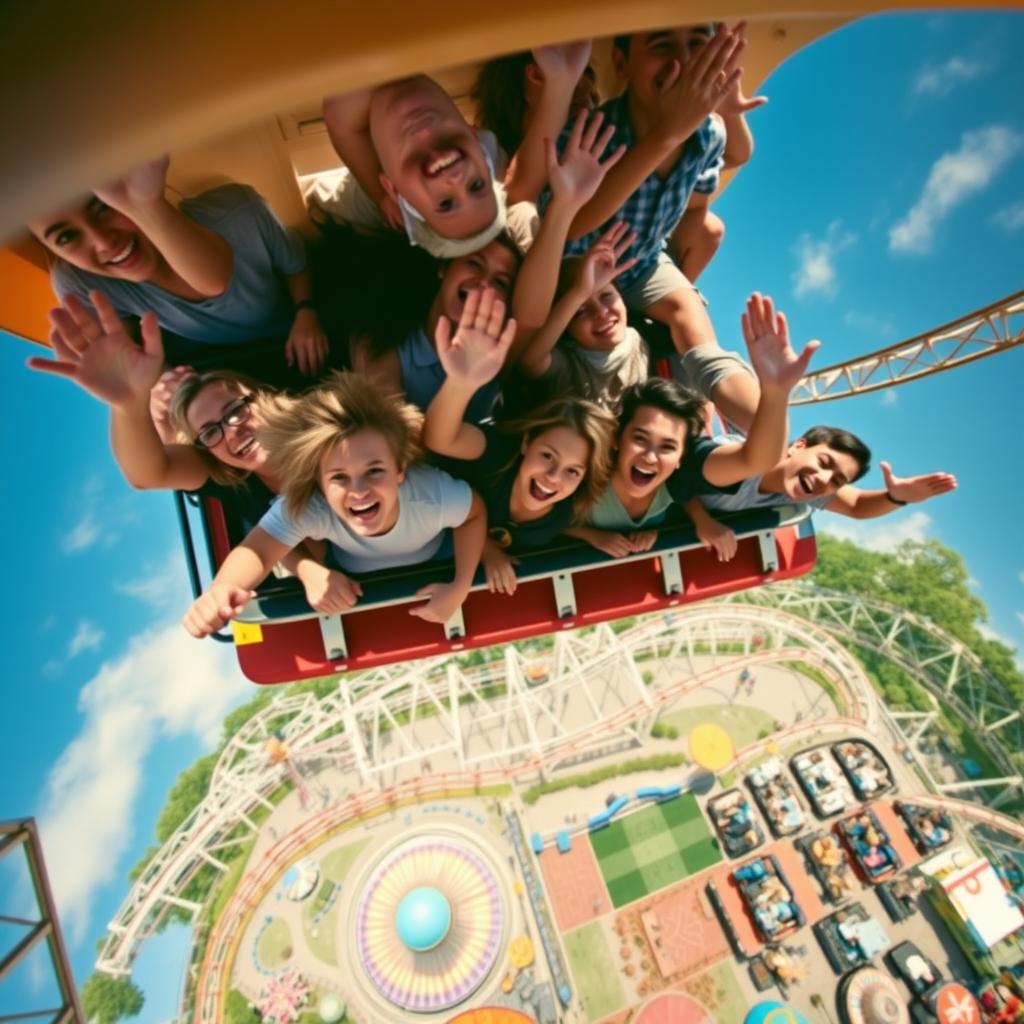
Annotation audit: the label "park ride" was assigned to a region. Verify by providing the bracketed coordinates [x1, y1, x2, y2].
[1, 2, 1022, 686]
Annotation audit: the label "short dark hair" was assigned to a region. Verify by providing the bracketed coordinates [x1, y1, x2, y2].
[471, 52, 534, 155]
[798, 426, 871, 482]
[618, 377, 705, 441]
[612, 34, 631, 57]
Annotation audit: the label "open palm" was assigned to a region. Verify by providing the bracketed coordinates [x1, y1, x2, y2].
[741, 292, 819, 392]
[30, 291, 164, 406]
[577, 221, 638, 294]
[435, 288, 517, 388]
[94, 155, 170, 212]
[546, 109, 625, 208]
[531, 41, 591, 84]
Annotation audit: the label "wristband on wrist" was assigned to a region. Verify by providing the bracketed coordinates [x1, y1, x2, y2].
[886, 491, 907, 506]
[294, 299, 316, 312]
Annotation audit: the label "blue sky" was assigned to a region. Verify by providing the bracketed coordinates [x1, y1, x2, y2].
[1, 10, 1022, 1023]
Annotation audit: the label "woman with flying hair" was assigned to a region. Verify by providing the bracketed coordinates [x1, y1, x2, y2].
[182, 370, 487, 638]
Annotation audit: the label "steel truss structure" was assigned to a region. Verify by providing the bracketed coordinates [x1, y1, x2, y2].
[96, 605, 868, 976]
[791, 291, 1024, 405]
[736, 582, 1024, 779]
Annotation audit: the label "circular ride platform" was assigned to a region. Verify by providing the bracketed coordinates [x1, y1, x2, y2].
[689, 723, 735, 772]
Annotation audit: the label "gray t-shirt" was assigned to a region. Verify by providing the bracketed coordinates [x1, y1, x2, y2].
[698, 434, 831, 513]
[544, 327, 649, 411]
[258, 464, 472, 573]
[52, 184, 305, 344]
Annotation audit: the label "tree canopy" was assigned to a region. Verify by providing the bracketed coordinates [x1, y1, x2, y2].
[81, 973, 144, 1024]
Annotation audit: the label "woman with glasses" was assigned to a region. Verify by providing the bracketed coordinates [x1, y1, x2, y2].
[31, 291, 352, 615]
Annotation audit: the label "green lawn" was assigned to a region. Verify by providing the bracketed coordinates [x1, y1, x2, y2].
[589, 791, 722, 908]
[658, 704, 775, 752]
[563, 921, 626, 1023]
[321, 837, 371, 885]
[256, 917, 293, 969]
[689, 961, 748, 1024]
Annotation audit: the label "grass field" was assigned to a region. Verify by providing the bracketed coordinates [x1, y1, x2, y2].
[589, 791, 721, 908]
[563, 921, 626, 1023]
[658, 703, 776, 751]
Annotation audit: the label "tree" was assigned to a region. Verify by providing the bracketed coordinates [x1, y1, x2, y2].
[81, 973, 144, 1024]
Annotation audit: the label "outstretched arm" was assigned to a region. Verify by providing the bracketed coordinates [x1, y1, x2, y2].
[703, 293, 818, 487]
[511, 108, 624, 334]
[716, 73, 766, 169]
[410, 491, 487, 623]
[425, 288, 517, 458]
[30, 292, 211, 492]
[683, 498, 738, 561]
[567, 26, 744, 239]
[504, 42, 592, 205]
[516, 220, 636, 377]
[95, 156, 233, 297]
[182, 527, 293, 637]
[825, 461, 957, 519]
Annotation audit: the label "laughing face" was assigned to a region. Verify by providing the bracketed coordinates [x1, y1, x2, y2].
[371, 76, 498, 239]
[29, 196, 161, 282]
[614, 26, 715, 111]
[512, 426, 590, 517]
[615, 405, 687, 498]
[568, 284, 628, 351]
[778, 439, 860, 501]
[433, 241, 519, 324]
[319, 429, 405, 536]
[185, 383, 266, 471]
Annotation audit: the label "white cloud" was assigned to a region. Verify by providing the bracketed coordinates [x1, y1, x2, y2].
[37, 622, 250, 944]
[889, 125, 1022, 254]
[68, 620, 104, 658]
[792, 221, 857, 299]
[881, 390, 899, 407]
[911, 55, 987, 98]
[993, 201, 1024, 232]
[820, 509, 933, 553]
[62, 512, 101, 554]
[114, 555, 184, 610]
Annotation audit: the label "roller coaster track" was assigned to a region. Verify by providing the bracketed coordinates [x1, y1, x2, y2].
[791, 290, 1024, 404]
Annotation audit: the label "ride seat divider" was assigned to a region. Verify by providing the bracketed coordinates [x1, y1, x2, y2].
[319, 613, 348, 661]
[552, 571, 577, 619]
[757, 530, 780, 574]
[660, 549, 684, 597]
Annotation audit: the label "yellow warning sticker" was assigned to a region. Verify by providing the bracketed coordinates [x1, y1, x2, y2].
[231, 621, 264, 646]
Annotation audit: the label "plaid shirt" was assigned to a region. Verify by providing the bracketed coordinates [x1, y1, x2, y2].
[542, 92, 725, 291]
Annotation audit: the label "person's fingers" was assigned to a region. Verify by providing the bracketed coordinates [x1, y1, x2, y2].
[27, 356, 79, 379]
[475, 287, 498, 330]
[460, 287, 481, 329]
[497, 316, 518, 353]
[580, 109, 605, 151]
[91, 290, 123, 337]
[47, 326, 79, 365]
[543, 136, 558, 174]
[284, 336, 296, 367]
[139, 312, 165, 364]
[566, 107, 587, 152]
[880, 461, 895, 490]
[740, 311, 753, 346]
[49, 308, 88, 355]
[485, 294, 507, 339]
[793, 339, 821, 376]
[659, 59, 681, 95]
[613, 256, 639, 279]
[592, 121, 616, 158]
[435, 315, 452, 352]
[64, 293, 101, 337]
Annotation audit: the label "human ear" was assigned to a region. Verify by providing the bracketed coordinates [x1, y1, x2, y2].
[379, 173, 400, 203]
[396, 461, 407, 485]
[525, 62, 544, 87]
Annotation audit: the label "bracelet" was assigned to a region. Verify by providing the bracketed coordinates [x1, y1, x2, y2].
[294, 299, 316, 312]
[886, 491, 907, 506]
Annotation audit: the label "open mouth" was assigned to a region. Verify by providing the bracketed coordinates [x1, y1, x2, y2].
[231, 436, 258, 459]
[104, 237, 138, 267]
[797, 471, 814, 496]
[423, 148, 465, 178]
[630, 465, 657, 488]
[529, 479, 557, 502]
[347, 499, 381, 524]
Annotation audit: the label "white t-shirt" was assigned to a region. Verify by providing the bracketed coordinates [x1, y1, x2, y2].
[258, 465, 472, 573]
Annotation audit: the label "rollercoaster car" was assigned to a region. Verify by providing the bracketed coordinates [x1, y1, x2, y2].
[838, 808, 903, 883]
[832, 741, 895, 802]
[814, 902, 891, 976]
[732, 853, 806, 943]
[747, 756, 807, 838]
[797, 830, 856, 905]
[707, 788, 766, 859]
[886, 940, 943, 1002]
[791, 744, 857, 819]
[895, 802, 953, 854]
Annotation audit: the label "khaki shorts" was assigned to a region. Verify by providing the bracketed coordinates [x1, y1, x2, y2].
[669, 346, 753, 402]
[619, 251, 693, 311]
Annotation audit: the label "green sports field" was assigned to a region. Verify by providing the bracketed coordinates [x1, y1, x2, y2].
[589, 791, 721, 907]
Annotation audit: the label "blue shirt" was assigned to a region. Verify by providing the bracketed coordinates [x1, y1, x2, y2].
[540, 93, 725, 291]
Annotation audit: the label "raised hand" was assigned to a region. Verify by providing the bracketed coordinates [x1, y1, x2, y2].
[435, 287, 517, 388]
[150, 365, 196, 443]
[717, 70, 768, 116]
[575, 221, 638, 296]
[30, 291, 165, 406]
[531, 41, 592, 84]
[94, 155, 171, 213]
[741, 292, 819, 393]
[285, 308, 329, 377]
[546, 109, 625, 209]
[881, 461, 957, 504]
[182, 583, 254, 638]
[653, 25, 744, 143]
